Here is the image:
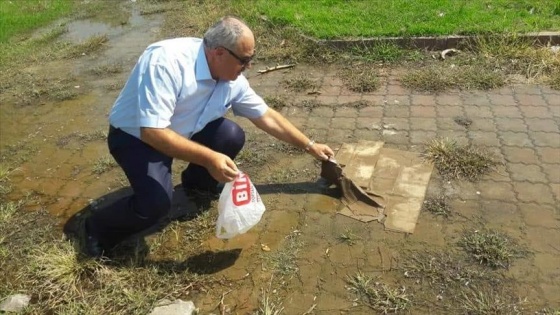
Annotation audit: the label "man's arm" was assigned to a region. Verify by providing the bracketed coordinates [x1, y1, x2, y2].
[140, 127, 238, 182]
[249, 108, 334, 160]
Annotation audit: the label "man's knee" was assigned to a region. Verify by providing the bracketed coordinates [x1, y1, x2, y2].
[134, 190, 172, 221]
[223, 119, 246, 151]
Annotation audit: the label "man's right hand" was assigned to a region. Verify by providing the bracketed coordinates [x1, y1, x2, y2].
[206, 152, 239, 183]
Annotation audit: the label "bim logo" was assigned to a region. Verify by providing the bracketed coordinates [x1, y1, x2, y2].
[232, 173, 251, 206]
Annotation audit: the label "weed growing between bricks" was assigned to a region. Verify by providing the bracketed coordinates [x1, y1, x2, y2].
[400, 250, 526, 314]
[401, 250, 495, 290]
[459, 229, 527, 269]
[337, 228, 361, 246]
[423, 195, 451, 217]
[346, 272, 411, 313]
[423, 138, 499, 181]
[261, 231, 303, 277]
[281, 75, 318, 92]
[263, 95, 289, 110]
[458, 285, 526, 315]
[299, 99, 325, 110]
[339, 65, 380, 92]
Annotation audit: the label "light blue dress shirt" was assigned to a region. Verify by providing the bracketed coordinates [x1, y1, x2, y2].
[109, 37, 268, 139]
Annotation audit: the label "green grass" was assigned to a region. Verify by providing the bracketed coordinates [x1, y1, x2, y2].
[0, 0, 73, 43]
[423, 195, 451, 217]
[257, 288, 285, 315]
[246, 0, 560, 39]
[92, 155, 118, 175]
[261, 231, 303, 277]
[337, 229, 361, 246]
[459, 229, 527, 269]
[347, 272, 411, 313]
[400, 249, 527, 314]
[339, 65, 380, 92]
[423, 138, 499, 181]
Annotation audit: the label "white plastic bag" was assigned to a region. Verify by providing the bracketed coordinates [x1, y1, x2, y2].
[216, 172, 266, 239]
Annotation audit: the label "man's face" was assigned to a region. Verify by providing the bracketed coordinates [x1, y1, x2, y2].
[216, 33, 255, 81]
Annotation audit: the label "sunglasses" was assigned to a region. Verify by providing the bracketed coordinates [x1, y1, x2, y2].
[221, 46, 254, 67]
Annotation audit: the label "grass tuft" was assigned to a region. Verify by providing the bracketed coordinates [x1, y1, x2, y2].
[29, 241, 107, 298]
[339, 64, 379, 92]
[0, 140, 38, 167]
[282, 75, 317, 92]
[347, 272, 411, 313]
[0, 165, 14, 198]
[63, 34, 109, 59]
[401, 250, 493, 290]
[400, 250, 528, 313]
[535, 308, 560, 315]
[459, 229, 526, 269]
[549, 72, 560, 90]
[337, 229, 360, 246]
[56, 130, 107, 148]
[92, 155, 118, 174]
[423, 195, 451, 217]
[299, 99, 324, 110]
[236, 140, 269, 167]
[262, 231, 303, 277]
[89, 62, 124, 76]
[256, 287, 284, 315]
[473, 35, 560, 80]
[423, 138, 499, 181]
[459, 286, 525, 315]
[401, 35, 559, 91]
[263, 95, 289, 110]
[0, 199, 25, 224]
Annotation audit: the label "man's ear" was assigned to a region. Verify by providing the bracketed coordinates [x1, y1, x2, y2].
[213, 47, 225, 57]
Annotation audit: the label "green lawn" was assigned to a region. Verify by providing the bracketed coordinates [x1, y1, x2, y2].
[3, 0, 559, 43]
[244, 0, 560, 39]
[0, 0, 73, 43]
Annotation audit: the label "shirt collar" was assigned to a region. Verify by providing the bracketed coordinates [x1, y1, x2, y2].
[195, 42, 214, 81]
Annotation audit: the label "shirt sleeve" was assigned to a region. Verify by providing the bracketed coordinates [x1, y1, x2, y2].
[231, 76, 269, 118]
[136, 54, 179, 129]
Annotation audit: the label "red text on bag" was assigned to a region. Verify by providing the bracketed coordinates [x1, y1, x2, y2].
[232, 173, 251, 206]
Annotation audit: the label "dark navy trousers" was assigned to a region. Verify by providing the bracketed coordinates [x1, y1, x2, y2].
[86, 118, 245, 248]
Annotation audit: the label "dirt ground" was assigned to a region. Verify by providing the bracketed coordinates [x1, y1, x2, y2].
[1, 2, 559, 314]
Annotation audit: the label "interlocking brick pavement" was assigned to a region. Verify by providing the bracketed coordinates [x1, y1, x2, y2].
[248, 63, 560, 311]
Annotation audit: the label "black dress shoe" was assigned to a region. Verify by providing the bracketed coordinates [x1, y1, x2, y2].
[83, 219, 105, 258]
[184, 188, 220, 200]
[170, 186, 222, 222]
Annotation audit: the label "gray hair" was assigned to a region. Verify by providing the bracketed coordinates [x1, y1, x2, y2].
[203, 17, 246, 50]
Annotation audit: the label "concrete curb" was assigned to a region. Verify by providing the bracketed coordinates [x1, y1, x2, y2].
[308, 32, 560, 50]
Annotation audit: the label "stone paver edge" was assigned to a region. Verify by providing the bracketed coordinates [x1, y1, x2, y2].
[304, 31, 560, 50]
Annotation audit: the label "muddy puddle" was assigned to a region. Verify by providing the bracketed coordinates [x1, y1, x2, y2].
[1, 1, 559, 314]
